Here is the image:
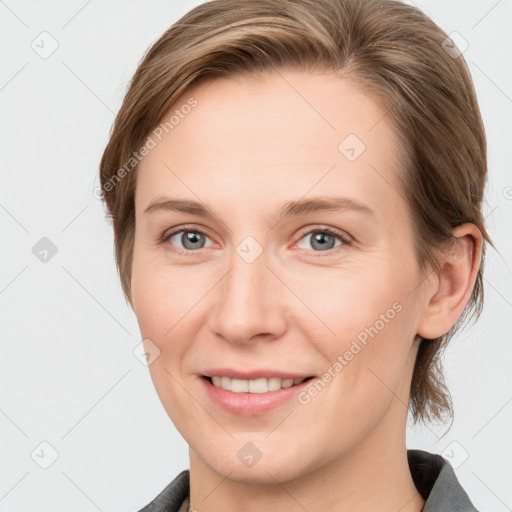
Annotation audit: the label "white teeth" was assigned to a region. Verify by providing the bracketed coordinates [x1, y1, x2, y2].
[209, 376, 308, 393]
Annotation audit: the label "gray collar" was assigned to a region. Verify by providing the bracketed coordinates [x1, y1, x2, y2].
[408, 449, 479, 511]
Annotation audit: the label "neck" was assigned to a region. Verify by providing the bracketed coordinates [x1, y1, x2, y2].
[188, 401, 425, 512]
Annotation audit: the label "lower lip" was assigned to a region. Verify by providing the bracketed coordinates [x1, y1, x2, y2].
[200, 376, 314, 415]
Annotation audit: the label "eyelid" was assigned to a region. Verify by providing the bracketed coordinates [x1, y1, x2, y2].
[162, 224, 213, 242]
[294, 225, 353, 246]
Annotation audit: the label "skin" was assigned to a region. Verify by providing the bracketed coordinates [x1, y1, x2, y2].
[131, 69, 482, 512]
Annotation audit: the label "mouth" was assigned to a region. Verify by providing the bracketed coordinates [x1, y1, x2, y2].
[201, 375, 315, 393]
[200, 373, 317, 415]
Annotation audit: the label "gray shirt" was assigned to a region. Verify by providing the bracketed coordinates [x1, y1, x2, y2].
[137, 449, 480, 511]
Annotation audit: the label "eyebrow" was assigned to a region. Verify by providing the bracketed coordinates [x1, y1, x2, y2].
[143, 196, 375, 218]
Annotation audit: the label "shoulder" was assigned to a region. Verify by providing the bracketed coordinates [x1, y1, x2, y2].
[407, 449, 481, 511]
[136, 470, 190, 512]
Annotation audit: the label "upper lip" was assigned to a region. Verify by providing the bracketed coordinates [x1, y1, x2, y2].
[201, 368, 315, 380]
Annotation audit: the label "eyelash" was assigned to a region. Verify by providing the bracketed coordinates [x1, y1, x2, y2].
[160, 224, 352, 257]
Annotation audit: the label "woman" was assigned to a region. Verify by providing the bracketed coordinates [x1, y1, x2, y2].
[99, 0, 492, 510]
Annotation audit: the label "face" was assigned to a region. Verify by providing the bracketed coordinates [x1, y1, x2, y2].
[131, 70, 429, 483]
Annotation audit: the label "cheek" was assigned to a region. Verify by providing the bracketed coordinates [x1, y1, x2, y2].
[131, 247, 181, 349]
[302, 259, 417, 394]
[294, 260, 409, 344]
[131, 249, 218, 376]
[131, 262, 197, 426]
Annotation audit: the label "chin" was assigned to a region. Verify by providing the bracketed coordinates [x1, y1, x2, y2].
[198, 441, 313, 484]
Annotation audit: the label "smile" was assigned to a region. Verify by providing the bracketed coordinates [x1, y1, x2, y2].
[207, 375, 314, 393]
[200, 375, 316, 415]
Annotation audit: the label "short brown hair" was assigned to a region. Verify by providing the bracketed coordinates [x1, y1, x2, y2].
[99, 0, 493, 428]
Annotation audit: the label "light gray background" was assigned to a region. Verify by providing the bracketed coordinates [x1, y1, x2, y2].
[1, 1, 511, 511]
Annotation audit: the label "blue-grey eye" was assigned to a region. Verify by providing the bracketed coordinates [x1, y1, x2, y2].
[296, 230, 344, 252]
[169, 230, 210, 250]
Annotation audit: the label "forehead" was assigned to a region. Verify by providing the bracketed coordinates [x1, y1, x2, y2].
[136, 69, 404, 216]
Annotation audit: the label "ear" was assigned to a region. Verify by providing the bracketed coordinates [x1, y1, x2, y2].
[416, 223, 483, 339]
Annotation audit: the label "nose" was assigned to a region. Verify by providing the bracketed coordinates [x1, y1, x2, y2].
[207, 246, 288, 345]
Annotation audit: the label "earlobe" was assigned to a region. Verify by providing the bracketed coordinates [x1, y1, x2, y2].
[416, 223, 483, 340]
